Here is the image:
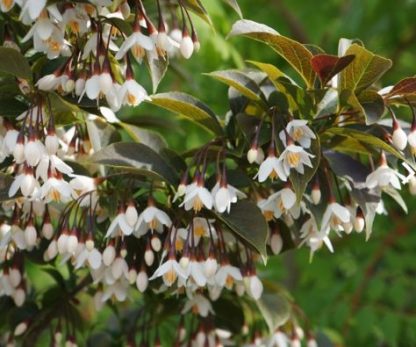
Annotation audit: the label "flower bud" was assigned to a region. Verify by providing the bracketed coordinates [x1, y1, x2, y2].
[409, 176, 416, 195]
[180, 33, 194, 59]
[66, 233, 79, 254]
[9, 268, 21, 288]
[179, 256, 190, 269]
[14, 321, 28, 336]
[270, 231, 283, 255]
[47, 239, 58, 259]
[128, 268, 137, 284]
[392, 118, 407, 150]
[42, 222, 54, 240]
[57, 232, 69, 254]
[24, 224, 37, 248]
[151, 234, 161, 252]
[353, 207, 365, 233]
[125, 203, 138, 227]
[103, 244, 116, 266]
[13, 288, 26, 307]
[247, 146, 264, 164]
[136, 270, 148, 292]
[144, 248, 154, 266]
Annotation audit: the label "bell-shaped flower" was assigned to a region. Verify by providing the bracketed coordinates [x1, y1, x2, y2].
[149, 256, 187, 287]
[214, 261, 242, 289]
[180, 176, 213, 212]
[280, 144, 314, 177]
[40, 172, 72, 203]
[258, 187, 300, 220]
[211, 178, 246, 214]
[256, 151, 287, 182]
[134, 202, 172, 237]
[115, 24, 154, 63]
[366, 153, 403, 190]
[279, 119, 316, 148]
[105, 208, 133, 238]
[181, 294, 214, 317]
[300, 217, 333, 260]
[118, 77, 150, 107]
[321, 201, 351, 232]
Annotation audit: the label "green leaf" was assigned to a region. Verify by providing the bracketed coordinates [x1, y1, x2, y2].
[91, 142, 178, 185]
[216, 200, 268, 260]
[205, 69, 264, 101]
[247, 60, 287, 81]
[0, 173, 15, 201]
[384, 186, 408, 213]
[257, 282, 291, 332]
[149, 92, 223, 135]
[86, 117, 121, 153]
[222, 0, 243, 17]
[182, 0, 212, 25]
[0, 47, 32, 80]
[289, 135, 321, 202]
[228, 20, 316, 88]
[358, 90, 385, 123]
[323, 127, 405, 160]
[120, 122, 167, 153]
[339, 44, 392, 94]
[47, 92, 85, 125]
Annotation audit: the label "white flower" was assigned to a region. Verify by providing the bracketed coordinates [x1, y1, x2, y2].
[215, 263, 242, 289]
[36, 73, 61, 91]
[115, 30, 154, 63]
[19, 0, 47, 23]
[40, 175, 72, 203]
[258, 187, 299, 220]
[180, 179, 213, 212]
[181, 294, 214, 317]
[134, 204, 172, 237]
[150, 257, 187, 287]
[183, 259, 206, 287]
[84, 71, 113, 100]
[9, 168, 38, 198]
[321, 202, 351, 232]
[279, 120, 316, 148]
[0, 0, 16, 12]
[244, 274, 263, 300]
[24, 138, 45, 167]
[280, 144, 314, 177]
[300, 217, 333, 260]
[366, 163, 403, 190]
[105, 210, 133, 238]
[256, 153, 287, 182]
[267, 330, 289, 347]
[118, 78, 150, 107]
[211, 180, 246, 213]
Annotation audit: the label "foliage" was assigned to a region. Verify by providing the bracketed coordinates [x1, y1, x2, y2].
[0, 1, 415, 347]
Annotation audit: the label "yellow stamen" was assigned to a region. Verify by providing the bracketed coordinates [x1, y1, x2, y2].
[2, 0, 13, 10]
[163, 268, 177, 286]
[225, 275, 234, 289]
[269, 170, 278, 180]
[127, 93, 137, 106]
[148, 219, 158, 230]
[194, 225, 205, 237]
[292, 128, 304, 141]
[263, 210, 274, 221]
[286, 152, 301, 168]
[131, 44, 145, 60]
[69, 20, 80, 33]
[193, 196, 203, 212]
[175, 238, 184, 252]
[50, 189, 61, 202]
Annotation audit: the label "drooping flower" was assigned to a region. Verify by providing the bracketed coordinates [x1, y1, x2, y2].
[211, 179, 246, 214]
[180, 175, 213, 212]
[280, 144, 314, 177]
[256, 152, 287, 182]
[321, 201, 351, 232]
[279, 119, 316, 148]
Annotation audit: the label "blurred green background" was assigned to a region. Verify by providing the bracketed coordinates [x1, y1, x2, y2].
[135, 0, 416, 346]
